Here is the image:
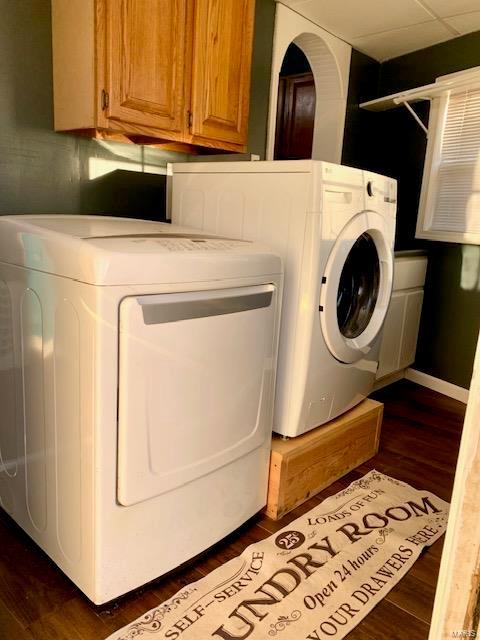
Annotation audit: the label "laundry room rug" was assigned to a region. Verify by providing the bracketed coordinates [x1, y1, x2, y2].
[106, 470, 449, 640]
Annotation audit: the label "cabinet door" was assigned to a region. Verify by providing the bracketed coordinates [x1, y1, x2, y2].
[103, 0, 190, 133]
[399, 290, 424, 369]
[190, 0, 255, 147]
[376, 292, 406, 379]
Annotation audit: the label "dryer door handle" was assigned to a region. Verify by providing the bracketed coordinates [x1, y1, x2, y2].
[136, 287, 273, 325]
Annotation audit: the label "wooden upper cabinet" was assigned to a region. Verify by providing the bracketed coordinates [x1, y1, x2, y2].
[190, 0, 255, 147]
[51, 0, 255, 152]
[104, 0, 189, 134]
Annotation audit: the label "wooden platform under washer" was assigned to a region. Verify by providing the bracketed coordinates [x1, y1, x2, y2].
[266, 398, 384, 520]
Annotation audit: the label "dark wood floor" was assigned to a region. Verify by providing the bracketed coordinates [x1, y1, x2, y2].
[0, 381, 466, 639]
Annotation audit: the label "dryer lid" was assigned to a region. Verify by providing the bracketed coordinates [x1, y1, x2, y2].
[0, 215, 281, 285]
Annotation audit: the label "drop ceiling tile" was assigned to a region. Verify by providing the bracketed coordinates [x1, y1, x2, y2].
[350, 19, 453, 61]
[279, 0, 434, 40]
[419, 0, 480, 19]
[443, 10, 480, 34]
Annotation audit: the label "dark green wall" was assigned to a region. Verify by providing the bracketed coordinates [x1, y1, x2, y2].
[0, 0, 275, 218]
[0, 0, 189, 219]
[379, 31, 480, 95]
[343, 33, 480, 388]
[342, 50, 382, 174]
[414, 244, 480, 388]
[247, 0, 276, 158]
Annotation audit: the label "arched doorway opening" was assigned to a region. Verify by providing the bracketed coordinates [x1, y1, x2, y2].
[266, 3, 351, 163]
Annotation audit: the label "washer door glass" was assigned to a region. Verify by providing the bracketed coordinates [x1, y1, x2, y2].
[337, 232, 380, 339]
[319, 210, 394, 364]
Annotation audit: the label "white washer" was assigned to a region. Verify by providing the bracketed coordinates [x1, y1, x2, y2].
[0, 214, 282, 603]
[172, 160, 397, 438]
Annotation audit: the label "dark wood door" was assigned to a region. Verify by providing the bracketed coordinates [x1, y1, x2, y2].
[274, 72, 315, 160]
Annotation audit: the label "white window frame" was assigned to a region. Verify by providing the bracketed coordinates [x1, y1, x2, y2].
[417, 67, 480, 246]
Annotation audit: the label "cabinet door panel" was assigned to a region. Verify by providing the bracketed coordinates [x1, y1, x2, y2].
[376, 292, 406, 379]
[105, 0, 189, 132]
[399, 290, 424, 369]
[191, 0, 255, 146]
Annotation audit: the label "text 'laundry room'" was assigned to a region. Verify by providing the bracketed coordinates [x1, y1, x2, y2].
[0, 2, 479, 640]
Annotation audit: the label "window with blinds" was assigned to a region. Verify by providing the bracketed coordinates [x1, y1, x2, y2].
[417, 76, 480, 245]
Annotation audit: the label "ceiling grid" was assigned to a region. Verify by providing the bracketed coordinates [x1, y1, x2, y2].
[277, 0, 480, 60]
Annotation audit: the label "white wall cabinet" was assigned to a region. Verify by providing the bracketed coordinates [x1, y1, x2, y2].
[376, 253, 427, 380]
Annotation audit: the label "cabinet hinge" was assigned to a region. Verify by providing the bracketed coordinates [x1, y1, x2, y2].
[101, 89, 109, 111]
[187, 110, 193, 129]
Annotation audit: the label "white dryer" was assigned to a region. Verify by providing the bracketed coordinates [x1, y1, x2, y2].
[172, 161, 396, 438]
[0, 215, 282, 603]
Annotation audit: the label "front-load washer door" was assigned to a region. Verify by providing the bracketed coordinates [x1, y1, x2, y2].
[117, 284, 277, 507]
[320, 211, 394, 364]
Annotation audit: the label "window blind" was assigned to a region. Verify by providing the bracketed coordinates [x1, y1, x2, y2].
[433, 87, 480, 235]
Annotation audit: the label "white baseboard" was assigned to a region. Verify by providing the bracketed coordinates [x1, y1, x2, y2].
[373, 369, 406, 392]
[405, 368, 469, 404]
